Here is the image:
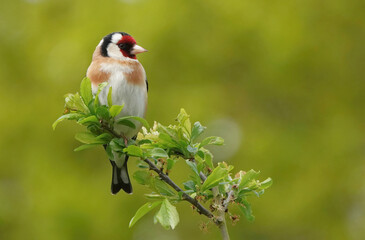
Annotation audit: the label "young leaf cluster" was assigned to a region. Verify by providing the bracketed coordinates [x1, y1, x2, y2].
[53, 77, 272, 232]
[128, 109, 272, 228]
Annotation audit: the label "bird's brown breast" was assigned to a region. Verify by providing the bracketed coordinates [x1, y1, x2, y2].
[86, 61, 111, 85]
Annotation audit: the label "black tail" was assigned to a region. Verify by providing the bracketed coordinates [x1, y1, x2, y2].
[110, 155, 132, 194]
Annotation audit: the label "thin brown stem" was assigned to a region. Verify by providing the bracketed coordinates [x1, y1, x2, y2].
[101, 124, 122, 139]
[143, 158, 214, 219]
[100, 125, 229, 238]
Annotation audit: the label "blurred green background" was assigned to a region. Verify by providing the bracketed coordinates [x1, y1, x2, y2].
[1, 0, 364, 239]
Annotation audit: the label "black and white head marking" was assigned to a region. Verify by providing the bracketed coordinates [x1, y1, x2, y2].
[99, 32, 137, 60]
[100, 32, 129, 57]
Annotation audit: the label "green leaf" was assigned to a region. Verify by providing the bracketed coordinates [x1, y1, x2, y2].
[74, 132, 106, 144]
[191, 121, 206, 141]
[129, 201, 162, 228]
[185, 160, 201, 186]
[187, 145, 198, 155]
[239, 169, 260, 188]
[176, 108, 191, 136]
[109, 138, 125, 152]
[74, 144, 100, 152]
[52, 113, 84, 130]
[204, 151, 214, 169]
[157, 132, 172, 142]
[185, 160, 199, 177]
[145, 194, 166, 200]
[105, 144, 114, 160]
[148, 148, 168, 158]
[196, 150, 205, 159]
[239, 199, 255, 222]
[133, 171, 151, 185]
[201, 165, 229, 192]
[78, 115, 100, 125]
[158, 133, 177, 148]
[196, 160, 204, 175]
[64, 93, 89, 113]
[88, 101, 95, 114]
[137, 160, 149, 168]
[86, 125, 101, 135]
[152, 178, 175, 196]
[116, 116, 150, 129]
[96, 106, 110, 120]
[183, 180, 196, 191]
[80, 77, 93, 105]
[138, 139, 153, 145]
[96, 133, 113, 142]
[94, 82, 108, 106]
[109, 105, 124, 118]
[118, 119, 136, 129]
[200, 136, 224, 147]
[155, 199, 179, 230]
[107, 86, 113, 106]
[123, 145, 144, 157]
[166, 158, 177, 170]
[260, 177, 273, 190]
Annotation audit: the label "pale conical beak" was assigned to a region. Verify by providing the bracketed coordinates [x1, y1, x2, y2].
[131, 45, 148, 55]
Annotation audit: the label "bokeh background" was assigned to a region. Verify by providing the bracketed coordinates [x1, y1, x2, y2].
[1, 0, 364, 239]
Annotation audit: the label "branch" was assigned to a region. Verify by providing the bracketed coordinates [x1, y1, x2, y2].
[217, 210, 230, 240]
[218, 190, 233, 239]
[223, 190, 234, 210]
[212, 186, 231, 240]
[143, 158, 215, 219]
[101, 121, 123, 138]
[101, 125, 222, 226]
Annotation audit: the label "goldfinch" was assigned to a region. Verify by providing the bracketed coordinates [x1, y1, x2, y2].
[86, 32, 148, 194]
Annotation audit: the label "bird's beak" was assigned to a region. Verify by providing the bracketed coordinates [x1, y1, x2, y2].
[131, 45, 148, 55]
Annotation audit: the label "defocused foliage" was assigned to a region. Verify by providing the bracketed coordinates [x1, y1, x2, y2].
[0, 0, 364, 239]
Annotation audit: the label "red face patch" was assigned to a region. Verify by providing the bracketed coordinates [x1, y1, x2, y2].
[117, 36, 137, 59]
[117, 35, 136, 45]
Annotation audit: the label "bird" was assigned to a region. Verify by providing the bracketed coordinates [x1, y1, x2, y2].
[86, 32, 148, 194]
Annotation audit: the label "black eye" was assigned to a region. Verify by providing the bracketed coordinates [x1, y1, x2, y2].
[118, 43, 126, 49]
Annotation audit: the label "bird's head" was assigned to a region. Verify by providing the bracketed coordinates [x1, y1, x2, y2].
[99, 32, 147, 60]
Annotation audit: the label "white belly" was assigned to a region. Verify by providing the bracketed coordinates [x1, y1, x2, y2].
[93, 68, 147, 139]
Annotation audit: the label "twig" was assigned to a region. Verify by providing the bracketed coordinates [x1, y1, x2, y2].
[102, 125, 227, 233]
[101, 122, 123, 138]
[143, 158, 214, 219]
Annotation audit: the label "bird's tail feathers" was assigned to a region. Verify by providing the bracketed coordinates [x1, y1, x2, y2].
[110, 156, 132, 194]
